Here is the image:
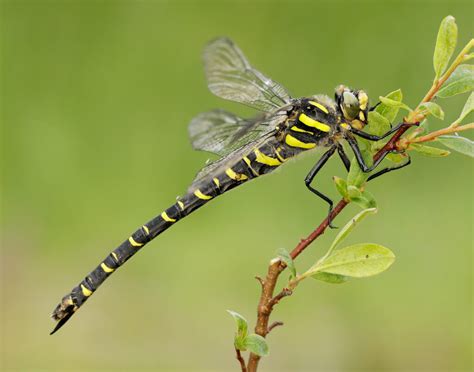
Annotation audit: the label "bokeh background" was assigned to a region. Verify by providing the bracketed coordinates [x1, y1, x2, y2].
[1, 1, 472, 371]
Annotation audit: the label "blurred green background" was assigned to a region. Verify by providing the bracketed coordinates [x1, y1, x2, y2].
[1, 1, 472, 371]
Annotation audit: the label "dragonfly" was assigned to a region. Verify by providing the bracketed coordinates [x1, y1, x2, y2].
[50, 37, 411, 334]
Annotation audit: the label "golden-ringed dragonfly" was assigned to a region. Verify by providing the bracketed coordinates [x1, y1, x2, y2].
[50, 37, 410, 334]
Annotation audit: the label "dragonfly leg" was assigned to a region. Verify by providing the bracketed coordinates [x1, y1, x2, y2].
[336, 144, 350, 172]
[305, 145, 337, 228]
[367, 154, 411, 182]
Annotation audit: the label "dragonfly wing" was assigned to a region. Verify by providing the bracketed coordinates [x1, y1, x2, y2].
[203, 37, 292, 112]
[188, 109, 287, 157]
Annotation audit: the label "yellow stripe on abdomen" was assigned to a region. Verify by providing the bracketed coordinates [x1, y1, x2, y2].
[101, 263, 114, 273]
[225, 168, 248, 181]
[285, 134, 316, 149]
[194, 189, 213, 200]
[129, 237, 143, 247]
[254, 149, 281, 166]
[243, 156, 259, 176]
[81, 284, 93, 297]
[161, 211, 176, 223]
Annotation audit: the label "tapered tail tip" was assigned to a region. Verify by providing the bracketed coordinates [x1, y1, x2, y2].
[50, 295, 77, 335]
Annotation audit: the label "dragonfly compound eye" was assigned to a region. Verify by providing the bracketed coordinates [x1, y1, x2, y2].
[341, 91, 361, 121]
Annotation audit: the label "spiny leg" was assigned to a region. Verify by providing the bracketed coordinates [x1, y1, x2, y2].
[367, 155, 411, 182]
[337, 144, 350, 172]
[337, 139, 411, 182]
[345, 134, 391, 172]
[304, 145, 337, 228]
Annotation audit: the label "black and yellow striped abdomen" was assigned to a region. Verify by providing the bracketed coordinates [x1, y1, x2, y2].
[50, 138, 294, 333]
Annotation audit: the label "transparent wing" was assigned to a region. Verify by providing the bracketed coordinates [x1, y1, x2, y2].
[188, 131, 276, 192]
[188, 109, 287, 157]
[203, 37, 292, 112]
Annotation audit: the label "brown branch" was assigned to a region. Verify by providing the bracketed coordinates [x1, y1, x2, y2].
[235, 349, 247, 372]
[246, 122, 415, 372]
[267, 321, 284, 333]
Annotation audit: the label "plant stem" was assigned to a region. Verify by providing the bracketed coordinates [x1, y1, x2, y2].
[408, 122, 474, 144]
[245, 123, 410, 372]
[236, 349, 247, 372]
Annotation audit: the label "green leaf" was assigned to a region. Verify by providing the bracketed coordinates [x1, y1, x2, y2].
[437, 135, 474, 157]
[379, 96, 412, 111]
[386, 152, 406, 163]
[227, 310, 248, 348]
[312, 272, 349, 284]
[350, 190, 378, 209]
[409, 143, 450, 157]
[433, 16, 458, 79]
[419, 102, 445, 120]
[437, 65, 474, 98]
[375, 89, 403, 123]
[347, 185, 362, 199]
[277, 248, 296, 279]
[333, 176, 348, 198]
[347, 154, 371, 188]
[327, 208, 378, 254]
[456, 92, 474, 123]
[313, 243, 395, 278]
[366, 111, 391, 137]
[243, 334, 269, 357]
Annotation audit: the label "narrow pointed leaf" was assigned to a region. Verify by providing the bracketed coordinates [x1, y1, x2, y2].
[227, 310, 248, 341]
[244, 334, 269, 357]
[456, 92, 474, 123]
[333, 176, 348, 198]
[314, 243, 395, 278]
[327, 208, 378, 254]
[351, 190, 378, 209]
[409, 143, 450, 157]
[312, 272, 349, 284]
[433, 16, 458, 79]
[375, 89, 403, 123]
[277, 248, 296, 279]
[437, 65, 474, 98]
[419, 102, 445, 120]
[437, 135, 474, 157]
[378, 96, 411, 111]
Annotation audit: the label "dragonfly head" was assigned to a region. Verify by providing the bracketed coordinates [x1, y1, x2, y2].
[335, 85, 369, 129]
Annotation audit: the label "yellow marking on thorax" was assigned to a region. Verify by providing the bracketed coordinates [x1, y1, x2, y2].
[111, 252, 119, 261]
[254, 149, 281, 166]
[359, 111, 366, 121]
[225, 168, 248, 181]
[285, 134, 316, 149]
[81, 284, 93, 297]
[243, 156, 259, 176]
[129, 237, 143, 247]
[161, 211, 176, 223]
[299, 113, 331, 132]
[177, 200, 185, 210]
[309, 101, 329, 114]
[213, 178, 220, 188]
[291, 126, 313, 135]
[194, 189, 213, 200]
[142, 225, 150, 235]
[275, 147, 286, 162]
[101, 262, 114, 273]
[358, 92, 368, 110]
[341, 123, 351, 130]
